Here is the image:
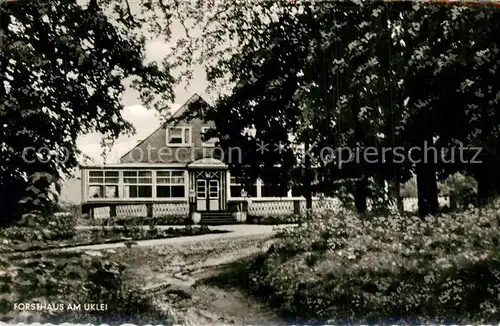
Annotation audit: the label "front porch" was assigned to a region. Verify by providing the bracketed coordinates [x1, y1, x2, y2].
[85, 196, 341, 223]
[187, 158, 229, 214]
[80, 158, 342, 224]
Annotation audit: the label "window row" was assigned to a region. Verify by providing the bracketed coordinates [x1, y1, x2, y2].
[122, 170, 185, 184]
[88, 170, 186, 199]
[166, 126, 218, 146]
[89, 171, 119, 184]
[88, 185, 186, 199]
[229, 177, 292, 198]
[89, 170, 185, 184]
[88, 171, 298, 199]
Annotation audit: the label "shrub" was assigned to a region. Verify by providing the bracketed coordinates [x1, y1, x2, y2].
[0, 210, 77, 245]
[247, 214, 301, 225]
[400, 177, 417, 198]
[114, 215, 188, 226]
[15, 210, 76, 241]
[248, 202, 500, 323]
[0, 250, 173, 324]
[439, 173, 478, 210]
[6, 172, 78, 241]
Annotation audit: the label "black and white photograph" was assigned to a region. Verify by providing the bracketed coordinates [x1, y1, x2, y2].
[1, 0, 500, 324]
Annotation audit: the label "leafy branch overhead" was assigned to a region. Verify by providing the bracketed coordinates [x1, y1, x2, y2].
[0, 0, 175, 224]
[163, 0, 500, 216]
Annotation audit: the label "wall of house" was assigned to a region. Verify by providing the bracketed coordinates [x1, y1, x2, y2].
[81, 165, 288, 204]
[120, 118, 218, 164]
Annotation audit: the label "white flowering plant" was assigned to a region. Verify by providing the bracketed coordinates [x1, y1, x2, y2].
[249, 200, 500, 323]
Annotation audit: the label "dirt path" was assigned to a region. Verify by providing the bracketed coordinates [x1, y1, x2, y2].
[116, 233, 285, 325]
[175, 284, 281, 325]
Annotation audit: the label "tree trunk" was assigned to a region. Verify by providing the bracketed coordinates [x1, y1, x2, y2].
[416, 163, 430, 217]
[476, 163, 497, 207]
[396, 194, 404, 212]
[429, 164, 439, 214]
[476, 103, 498, 207]
[416, 161, 439, 217]
[304, 137, 313, 216]
[394, 174, 404, 213]
[354, 177, 368, 215]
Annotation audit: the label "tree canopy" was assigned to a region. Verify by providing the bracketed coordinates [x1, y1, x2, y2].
[166, 0, 500, 216]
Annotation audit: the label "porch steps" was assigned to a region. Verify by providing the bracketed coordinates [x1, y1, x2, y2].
[200, 211, 237, 225]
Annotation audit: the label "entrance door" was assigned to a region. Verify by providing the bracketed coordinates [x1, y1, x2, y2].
[195, 171, 220, 211]
[196, 179, 207, 211]
[208, 179, 220, 210]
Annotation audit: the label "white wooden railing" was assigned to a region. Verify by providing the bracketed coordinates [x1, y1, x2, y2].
[300, 198, 343, 212]
[93, 206, 111, 219]
[248, 200, 294, 216]
[246, 197, 343, 217]
[401, 196, 450, 212]
[153, 203, 189, 217]
[245, 196, 450, 216]
[116, 204, 147, 218]
[90, 196, 451, 219]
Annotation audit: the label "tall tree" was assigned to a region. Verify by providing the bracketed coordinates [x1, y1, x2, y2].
[402, 3, 500, 211]
[0, 0, 174, 225]
[156, 0, 500, 215]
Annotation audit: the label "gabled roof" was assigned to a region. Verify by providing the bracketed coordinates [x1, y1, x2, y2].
[119, 93, 209, 162]
[170, 93, 203, 120]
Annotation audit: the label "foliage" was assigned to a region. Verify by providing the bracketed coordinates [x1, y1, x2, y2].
[0, 0, 174, 224]
[115, 215, 188, 226]
[162, 1, 500, 216]
[56, 202, 83, 217]
[401, 176, 418, 198]
[18, 172, 60, 216]
[91, 225, 225, 242]
[0, 173, 78, 242]
[78, 215, 188, 227]
[439, 172, 478, 210]
[247, 214, 301, 225]
[439, 172, 478, 197]
[0, 250, 173, 324]
[247, 203, 500, 323]
[0, 225, 227, 254]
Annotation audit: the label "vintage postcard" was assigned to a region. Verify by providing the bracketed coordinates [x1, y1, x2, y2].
[1, 0, 499, 325]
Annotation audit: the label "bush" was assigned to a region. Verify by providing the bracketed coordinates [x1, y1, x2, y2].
[5, 172, 78, 242]
[0, 211, 77, 244]
[247, 214, 301, 225]
[400, 177, 417, 198]
[0, 250, 173, 324]
[248, 203, 500, 323]
[439, 173, 478, 210]
[114, 215, 188, 226]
